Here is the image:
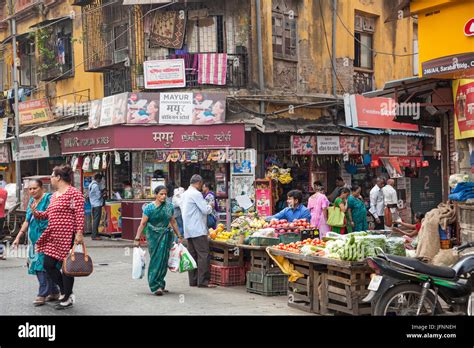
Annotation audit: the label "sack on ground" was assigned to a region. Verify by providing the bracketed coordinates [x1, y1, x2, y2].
[132, 247, 146, 279]
[179, 245, 197, 273]
[168, 243, 181, 272]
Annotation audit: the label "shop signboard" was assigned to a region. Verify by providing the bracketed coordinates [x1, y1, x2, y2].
[422, 52, 474, 79]
[453, 79, 474, 139]
[369, 135, 389, 155]
[316, 136, 340, 154]
[12, 136, 50, 161]
[0, 143, 10, 163]
[159, 92, 194, 124]
[88, 99, 102, 129]
[144, 59, 186, 89]
[291, 136, 316, 155]
[389, 136, 408, 156]
[99, 93, 128, 127]
[61, 124, 245, 154]
[407, 137, 423, 156]
[340, 136, 360, 154]
[346, 94, 419, 131]
[19, 98, 54, 126]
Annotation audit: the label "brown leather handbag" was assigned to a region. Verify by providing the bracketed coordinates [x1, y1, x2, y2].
[62, 242, 93, 277]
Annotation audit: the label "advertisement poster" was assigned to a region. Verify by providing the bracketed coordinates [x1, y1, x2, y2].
[317, 136, 341, 154]
[389, 136, 408, 156]
[453, 79, 474, 139]
[12, 136, 50, 161]
[407, 137, 423, 157]
[369, 136, 389, 155]
[191, 92, 226, 125]
[127, 92, 159, 124]
[231, 175, 254, 199]
[19, 98, 54, 126]
[231, 149, 256, 175]
[0, 143, 10, 163]
[99, 93, 127, 127]
[291, 135, 316, 155]
[88, 99, 102, 129]
[144, 59, 186, 89]
[340, 136, 360, 154]
[255, 188, 271, 217]
[159, 92, 194, 124]
[0, 118, 8, 141]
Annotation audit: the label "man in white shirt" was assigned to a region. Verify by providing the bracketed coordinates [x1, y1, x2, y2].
[369, 177, 385, 230]
[181, 174, 216, 288]
[382, 178, 400, 229]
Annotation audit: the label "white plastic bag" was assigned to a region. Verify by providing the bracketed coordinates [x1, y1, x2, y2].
[179, 245, 197, 273]
[132, 247, 146, 279]
[168, 243, 181, 272]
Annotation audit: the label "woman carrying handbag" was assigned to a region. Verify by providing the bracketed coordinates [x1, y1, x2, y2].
[327, 188, 352, 235]
[32, 164, 86, 310]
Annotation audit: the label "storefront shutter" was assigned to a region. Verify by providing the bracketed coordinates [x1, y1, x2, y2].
[410, 158, 443, 216]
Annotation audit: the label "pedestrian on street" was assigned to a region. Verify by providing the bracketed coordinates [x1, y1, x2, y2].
[347, 185, 368, 232]
[89, 173, 104, 241]
[0, 184, 7, 240]
[265, 190, 311, 223]
[307, 182, 331, 238]
[382, 178, 400, 229]
[0, 174, 7, 189]
[328, 176, 350, 203]
[202, 182, 218, 229]
[13, 179, 60, 306]
[31, 164, 85, 310]
[369, 177, 385, 230]
[172, 186, 185, 238]
[331, 188, 351, 234]
[134, 185, 183, 296]
[181, 174, 216, 288]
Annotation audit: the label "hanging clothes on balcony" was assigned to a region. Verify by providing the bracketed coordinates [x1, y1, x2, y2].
[170, 53, 199, 84]
[57, 37, 66, 65]
[150, 11, 187, 49]
[198, 53, 227, 85]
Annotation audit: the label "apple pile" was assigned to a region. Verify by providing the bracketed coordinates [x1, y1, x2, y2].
[266, 218, 315, 234]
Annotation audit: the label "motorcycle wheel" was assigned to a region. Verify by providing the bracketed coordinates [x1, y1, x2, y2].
[374, 283, 443, 316]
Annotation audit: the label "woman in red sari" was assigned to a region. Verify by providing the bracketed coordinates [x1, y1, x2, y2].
[32, 164, 85, 310]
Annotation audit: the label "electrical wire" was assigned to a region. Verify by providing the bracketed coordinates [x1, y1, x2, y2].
[318, 0, 346, 94]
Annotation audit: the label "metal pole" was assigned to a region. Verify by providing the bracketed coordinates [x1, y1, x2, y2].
[332, 0, 337, 97]
[256, 0, 265, 96]
[10, 0, 21, 202]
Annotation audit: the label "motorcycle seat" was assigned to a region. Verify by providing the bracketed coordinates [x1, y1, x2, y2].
[385, 254, 456, 279]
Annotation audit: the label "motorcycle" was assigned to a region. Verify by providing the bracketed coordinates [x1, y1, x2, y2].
[363, 241, 474, 316]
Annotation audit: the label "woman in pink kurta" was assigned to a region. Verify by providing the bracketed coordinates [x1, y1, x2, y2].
[307, 181, 331, 238]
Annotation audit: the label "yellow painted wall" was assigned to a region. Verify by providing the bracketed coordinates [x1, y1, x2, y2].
[0, 2, 103, 105]
[411, 0, 474, 76]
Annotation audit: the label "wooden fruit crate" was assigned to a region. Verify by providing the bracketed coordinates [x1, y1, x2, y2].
[287, 259, 314, 313]
[250, 249, 281, 274]
[319, 264, 372, 316]
[209, 240, 244, 267]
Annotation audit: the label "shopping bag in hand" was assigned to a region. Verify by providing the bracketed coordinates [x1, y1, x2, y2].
[132, 247, 146, 280]
[179, 245, 197, 273]
[168, 243, 181, 273]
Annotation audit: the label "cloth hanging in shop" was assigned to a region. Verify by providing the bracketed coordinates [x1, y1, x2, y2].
[149, 11, 187, 49]
[198, 53, 227, 85]
[56, 37, 66, 65]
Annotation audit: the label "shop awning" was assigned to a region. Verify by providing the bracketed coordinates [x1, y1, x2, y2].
[19, 122, 87, 138]
[343, 126, 434, 138]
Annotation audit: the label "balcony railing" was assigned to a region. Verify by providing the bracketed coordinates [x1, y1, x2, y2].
[353, 69, 374, 94]
[164, 53, 248, 89]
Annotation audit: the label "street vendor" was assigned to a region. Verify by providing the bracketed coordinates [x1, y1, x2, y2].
[265, 189, 311, 223]
[392, 212, 424, 249]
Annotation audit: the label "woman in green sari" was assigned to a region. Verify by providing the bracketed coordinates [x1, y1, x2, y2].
[134, 185, 183, 296]
[331, 188, 352, 234]
[347, 185, 369, 232]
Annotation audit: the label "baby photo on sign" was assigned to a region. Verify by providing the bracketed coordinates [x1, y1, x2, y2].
[127, 93, 159, 124]
[191, 93, 226, 125]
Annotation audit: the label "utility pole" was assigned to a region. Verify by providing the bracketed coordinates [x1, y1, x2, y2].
[9, 0, 21, 202]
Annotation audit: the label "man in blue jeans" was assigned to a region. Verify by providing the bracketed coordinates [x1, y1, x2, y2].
[89, 173, 104, 241]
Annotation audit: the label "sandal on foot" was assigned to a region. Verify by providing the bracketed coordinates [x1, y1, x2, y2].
[155, 289, 164, 296]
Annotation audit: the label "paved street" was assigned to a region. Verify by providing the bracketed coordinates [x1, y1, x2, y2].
[0, 239, 307, 316]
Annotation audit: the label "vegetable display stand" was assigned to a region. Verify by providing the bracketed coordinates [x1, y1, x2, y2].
[246, 271, 288, 296]
[319, 264, 372, 316]
[279, 233, 300, 244]
[210, 264, 246, 286]
[287, 259, 314, 313]
[249, 248, 281, 274]
[249, 236, 279, 247]
[209, 240, 244, 267]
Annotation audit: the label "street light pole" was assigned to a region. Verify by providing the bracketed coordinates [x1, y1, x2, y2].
[9, 0, 21, 202]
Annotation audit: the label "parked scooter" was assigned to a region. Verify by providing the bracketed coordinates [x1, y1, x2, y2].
[363, 242, 474, 316]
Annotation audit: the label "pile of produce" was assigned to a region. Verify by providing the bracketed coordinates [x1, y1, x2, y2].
[272, 238, 326, 256]
[209, 224, 236, 241]
[386, 237, 406, 256]
[265, 219, 316, 235]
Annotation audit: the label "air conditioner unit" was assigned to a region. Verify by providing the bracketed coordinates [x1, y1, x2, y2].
[114, 48, 129, 64]
[363, 17, 375, 32]
[355, 15, 363, 31]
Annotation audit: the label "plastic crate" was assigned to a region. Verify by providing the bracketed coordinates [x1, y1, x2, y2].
[249, 236, 280, 246]
[210, 264, 246, 286]
[246, 271, 288, 296]
[301, 229, 319, 241]
[279, 232, 300, 244]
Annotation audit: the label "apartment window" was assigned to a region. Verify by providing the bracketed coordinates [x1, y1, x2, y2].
[186, 15, 225, 53]
[19, 38, 36, 87]
[272, 12, 297, 60]
[354, 14, 375, 69]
